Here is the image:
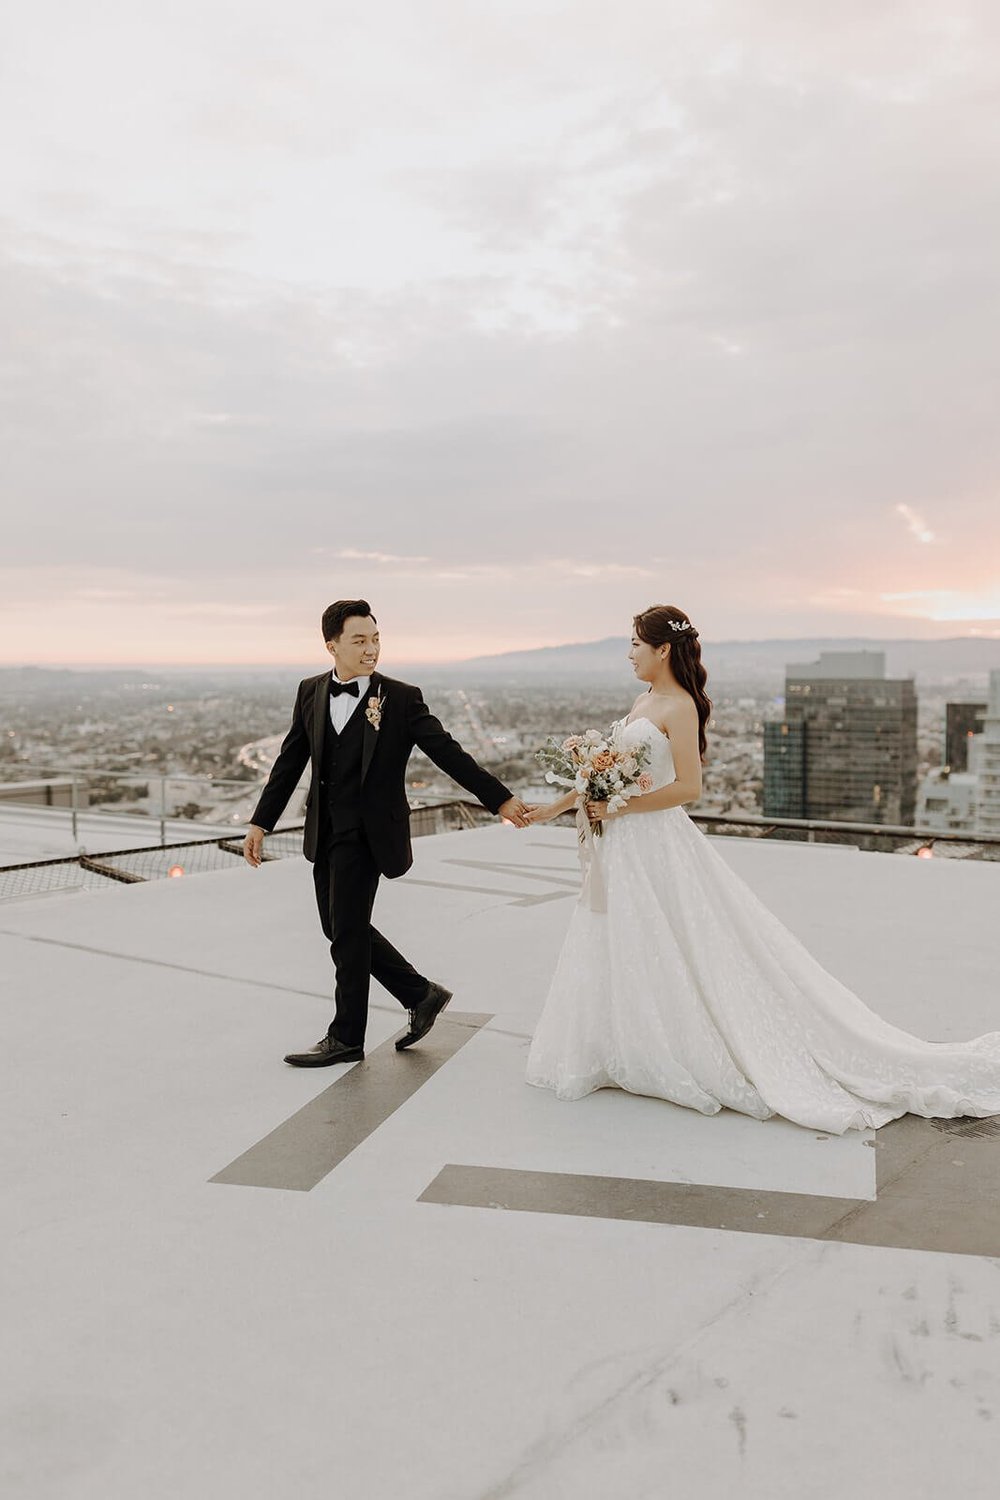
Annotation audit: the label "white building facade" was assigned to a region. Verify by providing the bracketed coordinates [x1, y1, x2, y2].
[976, 669, 1000, 837]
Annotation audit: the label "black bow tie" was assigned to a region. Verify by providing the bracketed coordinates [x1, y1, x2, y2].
[330, 678, 360, 698]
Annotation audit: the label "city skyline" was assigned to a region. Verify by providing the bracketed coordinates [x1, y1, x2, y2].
[6, 627, 1000, 675]
[4, 2, 1000, 665]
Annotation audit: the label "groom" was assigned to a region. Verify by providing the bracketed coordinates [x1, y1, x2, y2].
[243, 599, 530, 1066]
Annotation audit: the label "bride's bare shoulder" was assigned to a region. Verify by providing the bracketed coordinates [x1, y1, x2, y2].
[651, 692, 698, 737]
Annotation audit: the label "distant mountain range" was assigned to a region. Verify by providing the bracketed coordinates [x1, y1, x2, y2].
[3, 636, 1000, 693]
[424, 636, 1000, 687]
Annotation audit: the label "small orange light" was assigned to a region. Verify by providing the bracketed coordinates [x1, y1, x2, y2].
[916, 846, 934, 859]
[168, 865, 185, 877]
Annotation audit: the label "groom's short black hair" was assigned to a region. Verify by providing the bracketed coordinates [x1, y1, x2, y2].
[322, 599, 377, 642]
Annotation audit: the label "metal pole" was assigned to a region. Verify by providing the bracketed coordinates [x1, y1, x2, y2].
[71, 774, 78, 843]
[160, 776, 166, 847]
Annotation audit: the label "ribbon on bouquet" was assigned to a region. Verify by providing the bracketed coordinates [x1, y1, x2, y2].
[575, 800, 607, 914]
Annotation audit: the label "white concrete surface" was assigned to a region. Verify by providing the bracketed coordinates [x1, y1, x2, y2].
[2, 825, 1000, 1498]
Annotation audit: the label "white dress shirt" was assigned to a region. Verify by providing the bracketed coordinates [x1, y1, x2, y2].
[329, 672, 371, 735]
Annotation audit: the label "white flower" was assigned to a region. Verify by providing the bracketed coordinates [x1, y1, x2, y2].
[545, 771, 557, 784]
[574, 773, 588, 791]
[608, 795, 627, 812]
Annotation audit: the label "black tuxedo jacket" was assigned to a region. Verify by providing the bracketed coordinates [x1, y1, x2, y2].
[248, 670, 513, 878]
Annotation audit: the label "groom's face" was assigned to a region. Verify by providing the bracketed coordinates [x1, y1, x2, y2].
[327, 615, 380, 680]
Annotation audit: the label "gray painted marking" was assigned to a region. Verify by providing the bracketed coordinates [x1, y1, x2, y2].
[406, 878, 574, 907]
[444, 858, 579, 887]
[420, 1163, 867, 1239]
[405, 852, 581, 907]
[210, 1012, 492, 1192]
[418, 1113, 1000, 1257]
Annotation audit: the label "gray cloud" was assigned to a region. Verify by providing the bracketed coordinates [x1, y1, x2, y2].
[2, 0, 999, 659]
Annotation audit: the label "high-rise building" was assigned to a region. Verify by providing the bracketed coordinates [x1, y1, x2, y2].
[762, 720, 806, 817]
[763, 651, 918, 825]
[975, 671, 1000, 837]
[945, 701, 987, 772]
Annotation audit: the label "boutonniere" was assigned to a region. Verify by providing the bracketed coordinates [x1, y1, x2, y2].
[365, 688, 385, 731]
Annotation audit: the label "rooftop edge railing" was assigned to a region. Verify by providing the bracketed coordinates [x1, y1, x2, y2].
[686, 809, 1000, 848]
[0, 765, 264, 845]
[6, 763, 998, 842]
[1, 798, 999, 903]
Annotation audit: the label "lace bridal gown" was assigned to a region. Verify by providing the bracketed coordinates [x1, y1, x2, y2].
[526, 715, 1000, 1134]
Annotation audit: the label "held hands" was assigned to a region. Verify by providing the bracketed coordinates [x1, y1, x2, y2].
[498, 796, 535, 829]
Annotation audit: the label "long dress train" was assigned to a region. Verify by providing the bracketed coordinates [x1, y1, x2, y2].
[525, 716, 1000, 1134]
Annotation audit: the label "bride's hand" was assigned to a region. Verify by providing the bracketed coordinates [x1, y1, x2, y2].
[586, 799, 624, 824]
[524, 803, 560, 825]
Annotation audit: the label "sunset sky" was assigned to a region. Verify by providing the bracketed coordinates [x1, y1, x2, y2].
[3, 1, 999, 665]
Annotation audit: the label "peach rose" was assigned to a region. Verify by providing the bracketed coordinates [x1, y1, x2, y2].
[638, 772, 653, 792]
[591, 751, 616, 772]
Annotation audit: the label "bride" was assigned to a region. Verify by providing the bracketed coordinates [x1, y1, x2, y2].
[524, 603, 1000, 1134]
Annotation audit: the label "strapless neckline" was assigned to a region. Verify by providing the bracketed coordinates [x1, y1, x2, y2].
[618, 715, 667, 743]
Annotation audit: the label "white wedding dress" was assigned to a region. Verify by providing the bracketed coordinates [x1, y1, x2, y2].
[526, 715, 1000, 1134]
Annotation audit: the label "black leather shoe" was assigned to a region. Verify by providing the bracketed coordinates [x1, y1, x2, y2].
[395, 982, 453, 1051]
[284, 1036, 364, 1067]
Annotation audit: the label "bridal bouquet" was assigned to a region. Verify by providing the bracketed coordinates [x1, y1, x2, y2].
[536, 727, 653, 836]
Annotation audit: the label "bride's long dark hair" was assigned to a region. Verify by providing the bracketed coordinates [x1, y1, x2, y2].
[633, 604, 712, 760]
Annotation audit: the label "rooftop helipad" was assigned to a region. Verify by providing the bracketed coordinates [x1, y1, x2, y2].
[3, 824, 999, 1498]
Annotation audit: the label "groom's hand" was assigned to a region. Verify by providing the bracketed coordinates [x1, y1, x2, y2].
[243, 825, 266, 867]
[498, 796, 532, 829]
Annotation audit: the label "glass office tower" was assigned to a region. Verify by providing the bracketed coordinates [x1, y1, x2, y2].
[763, 652, 917, 825]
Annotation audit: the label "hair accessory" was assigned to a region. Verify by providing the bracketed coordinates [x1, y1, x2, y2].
[668, 619, 695, 633]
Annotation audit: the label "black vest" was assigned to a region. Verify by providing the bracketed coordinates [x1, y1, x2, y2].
[320, 697, 366, 835]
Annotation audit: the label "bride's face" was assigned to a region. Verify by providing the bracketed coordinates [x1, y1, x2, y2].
[628, 632, 664, 682]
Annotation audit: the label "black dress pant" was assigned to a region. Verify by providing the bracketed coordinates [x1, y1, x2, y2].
[312, 824, 429, 1047]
